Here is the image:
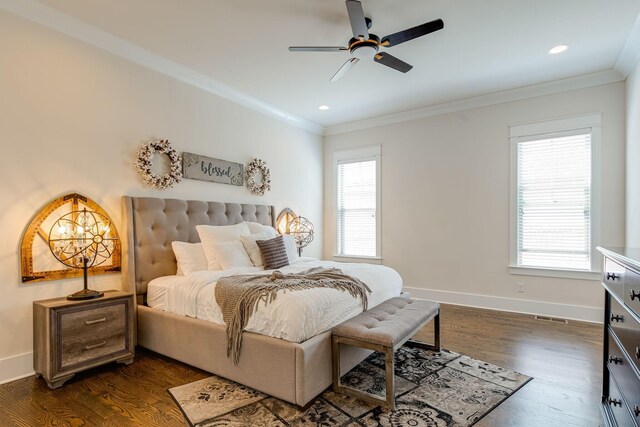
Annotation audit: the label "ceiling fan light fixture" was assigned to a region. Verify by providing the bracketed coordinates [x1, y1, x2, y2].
[548, 44, 568, 55]
[318, 105, 330, 110]
[352, 44, 378, 59]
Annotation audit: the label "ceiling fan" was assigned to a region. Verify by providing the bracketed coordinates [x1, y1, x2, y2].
[289, 0, 444, 82]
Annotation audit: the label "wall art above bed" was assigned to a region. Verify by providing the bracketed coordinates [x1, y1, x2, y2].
[134, 139, 182, 190]
[245, 158, 271, 196]
[182, 152, 243, 186]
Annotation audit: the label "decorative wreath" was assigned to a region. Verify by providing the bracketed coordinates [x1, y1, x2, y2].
[245, 158, 271, 196]
[134, 139, 182, 190]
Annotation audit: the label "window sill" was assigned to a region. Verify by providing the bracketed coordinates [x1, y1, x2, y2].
[332, 255, 382, 264]
[509, 265, 601, 281]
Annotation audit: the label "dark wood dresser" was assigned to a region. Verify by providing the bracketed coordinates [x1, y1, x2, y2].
[599, 247, 640, 426]
[33, 290, 135, 388]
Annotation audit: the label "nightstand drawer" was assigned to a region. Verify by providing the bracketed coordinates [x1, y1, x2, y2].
[58, 302, 127, 369]
[60, 303, 125, 342]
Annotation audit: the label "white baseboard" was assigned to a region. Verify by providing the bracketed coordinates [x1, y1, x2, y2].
[0, 352, 34, 385]
[404, 286, 603, 324]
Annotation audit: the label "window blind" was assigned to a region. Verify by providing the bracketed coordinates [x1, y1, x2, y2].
[516, 132, 592, 270]
[337, 159, 377, 257]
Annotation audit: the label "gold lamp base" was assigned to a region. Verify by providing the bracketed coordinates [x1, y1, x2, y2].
[67, 288, 104, 301]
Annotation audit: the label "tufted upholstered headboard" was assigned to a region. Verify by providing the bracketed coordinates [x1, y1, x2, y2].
[121, 196, 275, 302]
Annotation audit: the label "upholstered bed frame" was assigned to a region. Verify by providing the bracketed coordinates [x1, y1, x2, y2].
[121, 196, 370, 406]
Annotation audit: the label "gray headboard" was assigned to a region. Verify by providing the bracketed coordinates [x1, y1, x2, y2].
[121, 196, 275, 301]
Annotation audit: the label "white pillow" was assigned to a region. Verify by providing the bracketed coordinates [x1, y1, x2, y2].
[212, 240, 254, 270]
[171, 242, 208, 275]
[282, 234, 299, 263]
[197, 223, 251, 270]
[240, 232, 273, 267]
[245, 221, 278, 238]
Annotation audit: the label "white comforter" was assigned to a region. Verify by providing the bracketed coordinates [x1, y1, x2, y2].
[157, 258, 402, 343]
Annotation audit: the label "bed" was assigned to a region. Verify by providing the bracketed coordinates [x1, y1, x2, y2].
[121, 196, 401, 406]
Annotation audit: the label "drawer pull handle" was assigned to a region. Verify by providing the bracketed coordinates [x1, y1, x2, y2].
[609, 355, 623, 365]
[85, 317, 106, 325]
[83, 341, 106, 351]
[607, 272, 620, 281]
[609, 397, 622, 407]
[611, 314, 623, 323]
[631, 290, 640, 301]
[635, 405, 640, 417]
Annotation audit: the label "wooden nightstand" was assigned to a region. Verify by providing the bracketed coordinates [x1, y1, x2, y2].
[33, 290, 135, 389]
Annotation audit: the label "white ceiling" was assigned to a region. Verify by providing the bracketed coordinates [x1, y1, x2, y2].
[30, 0, 640, 128]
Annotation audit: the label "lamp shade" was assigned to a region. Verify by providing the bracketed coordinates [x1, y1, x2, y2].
[48, 207, 118, 300]
[276, 208, 298, 235]
[290, 216, 314, 256]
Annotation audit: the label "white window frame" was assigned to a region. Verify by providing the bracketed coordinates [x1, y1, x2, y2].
[509, 113, 602, 281]
[333, 145, 382, 261]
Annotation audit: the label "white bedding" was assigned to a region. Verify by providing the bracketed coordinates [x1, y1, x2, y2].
[147, 258, 402, 343]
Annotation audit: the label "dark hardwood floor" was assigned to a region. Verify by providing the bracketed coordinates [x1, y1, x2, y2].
[416, 305, 603, 427]
[0, 304, 602, 426]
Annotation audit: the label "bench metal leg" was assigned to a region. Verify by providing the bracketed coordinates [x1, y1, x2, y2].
[332, 336, 395, 409]
[384, 346, 395, 410]
[404, 311, 441, 352]
[332, 338, 341, 392]
[434, 312, 441, 351]
[331, 308, 441, 411]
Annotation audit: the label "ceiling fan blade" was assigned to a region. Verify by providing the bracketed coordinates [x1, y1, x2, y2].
[374, 52, 413, 73]
[381, 19, 444, 47]
[289, 46, 348, 52]
[330, 58, 359, 82]
[345, 0, 369, 40]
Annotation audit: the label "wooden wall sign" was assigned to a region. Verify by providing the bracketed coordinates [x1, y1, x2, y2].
[182, 152, 243, 186]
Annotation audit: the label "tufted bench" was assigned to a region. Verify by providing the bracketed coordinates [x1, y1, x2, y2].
[331, 296, 440, 410]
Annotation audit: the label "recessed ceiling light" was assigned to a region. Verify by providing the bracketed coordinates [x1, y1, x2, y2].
[548, 45, 568, 55]
[318, 105, 330, 111]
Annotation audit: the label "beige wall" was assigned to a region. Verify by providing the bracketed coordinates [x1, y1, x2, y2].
[627, 61, 640, 246]
[324, 83, 626, 317]
[0, 11, 323, 380]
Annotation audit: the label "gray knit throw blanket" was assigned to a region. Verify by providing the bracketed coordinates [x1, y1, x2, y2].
[215, 267, 372, 365]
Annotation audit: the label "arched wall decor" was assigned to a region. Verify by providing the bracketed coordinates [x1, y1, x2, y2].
[20, 192, 121, 283]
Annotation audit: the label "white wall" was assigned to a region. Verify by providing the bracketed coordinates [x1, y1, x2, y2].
[0, 11, 323, 382]
[324, 83, 626, 321]
[627, 61, 640, 247]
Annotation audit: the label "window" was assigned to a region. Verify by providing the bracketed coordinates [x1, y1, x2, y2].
[334, 146, 381, 258]
[509, 114, 601, 279]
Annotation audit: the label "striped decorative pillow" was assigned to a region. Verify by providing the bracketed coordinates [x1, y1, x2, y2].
[256, 236, 290, 270]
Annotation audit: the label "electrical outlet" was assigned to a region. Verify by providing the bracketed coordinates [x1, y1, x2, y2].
[517, 282, 526, 293]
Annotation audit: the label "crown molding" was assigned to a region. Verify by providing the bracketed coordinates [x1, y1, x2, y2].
[323, 69, 624, 136]
[3, 0, 633, 138]
[615, 11, 640, 77]
[0, 0, 324, 135]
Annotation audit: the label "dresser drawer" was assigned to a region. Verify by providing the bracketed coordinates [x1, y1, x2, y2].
[627, 268, 640, 318]
[608, 372, 637, 427]
[608, 334, 640, 425]
[605, 258, 626, 301]
[610, 297, 640, 374]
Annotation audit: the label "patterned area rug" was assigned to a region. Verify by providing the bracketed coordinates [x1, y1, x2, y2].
[168, 346, 531, 426]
